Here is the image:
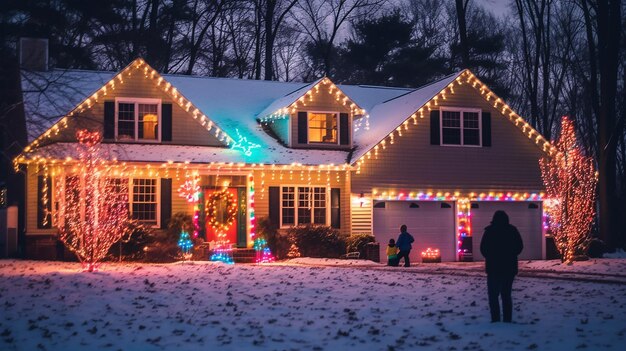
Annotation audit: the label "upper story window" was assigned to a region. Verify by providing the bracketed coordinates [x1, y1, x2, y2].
[440, 107, 481, 146]
[308, 112, 338, 144]
[116, 98, 161, 142]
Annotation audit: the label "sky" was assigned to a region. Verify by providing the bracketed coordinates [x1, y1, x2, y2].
[476, 0, 513, 17]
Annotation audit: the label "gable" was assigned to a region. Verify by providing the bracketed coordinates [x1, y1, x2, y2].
[22, 59, 231, 152]
[351, 74, 547, 193]
[352, 70, 555, 170]
[258, 77, 366, 123]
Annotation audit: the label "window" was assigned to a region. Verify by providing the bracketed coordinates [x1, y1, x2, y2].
[280, 186, 328, 226]
[308, 112, 337, 144]
[440, 108, 481, 146]
[131, 178, 158, 225]
[116, 98, 161, 141]
[53, 177, 159, 227]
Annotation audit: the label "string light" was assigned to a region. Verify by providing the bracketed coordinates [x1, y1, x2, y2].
[369, 189, 545, 260]
[52, 129, 130, 272]
[178, 231, 193, 260]
[21, 58, 235, 154]
[539, 116, 597, 263]
[354, 70, 557, 174]
[259, 77, 366, 124]
[421, 248, 441, 263]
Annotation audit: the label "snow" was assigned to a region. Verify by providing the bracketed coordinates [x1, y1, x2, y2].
[604, 249, 626, 259]
[351, 71, 463, 162]
[21, 141, 350, 166]
[1, 259, 625, 351]
[254, 78, 323, 120]
[21, 69, 115, 143]
[20, 69, 414, 165]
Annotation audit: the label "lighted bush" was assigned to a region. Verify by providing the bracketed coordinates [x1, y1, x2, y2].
[288, 224, 346, 258]
[346, 233, 375, 257]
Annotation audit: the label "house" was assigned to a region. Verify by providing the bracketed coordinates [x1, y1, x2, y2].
[15, 55, 554, 263]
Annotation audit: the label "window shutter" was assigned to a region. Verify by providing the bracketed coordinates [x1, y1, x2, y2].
[339, 113, 349, 145]
[430, 110, 440, 145]
[331, 188, 340, 228]
[297, 111, 308, 144]
[162, 103, 172, 142]
[482, 111, 491, 147]
[104, 101, 115, 139]
[160, 178, 172, 229]
[37, 176, 52, 229]
[269, 186, 280, 227]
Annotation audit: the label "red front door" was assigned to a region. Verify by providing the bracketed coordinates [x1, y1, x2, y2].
[204, 188, 238, 245]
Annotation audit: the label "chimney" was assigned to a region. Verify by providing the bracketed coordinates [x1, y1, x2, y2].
[19, 38, 49, 71]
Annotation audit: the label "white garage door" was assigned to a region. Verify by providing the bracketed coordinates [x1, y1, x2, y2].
[471, 201, 544, 261]
[373, 201, 456, 263]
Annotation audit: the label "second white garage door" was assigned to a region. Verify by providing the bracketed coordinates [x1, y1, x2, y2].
[373, 201, 456, 263]
[471, 201, 544, 260]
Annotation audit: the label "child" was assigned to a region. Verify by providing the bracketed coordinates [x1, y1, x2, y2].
[386, 239, 399, 266]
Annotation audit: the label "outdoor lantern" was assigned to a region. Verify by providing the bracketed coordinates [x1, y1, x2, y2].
[421, 248, 441, 263]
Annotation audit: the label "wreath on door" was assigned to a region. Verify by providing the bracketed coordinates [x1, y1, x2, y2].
[205, 189, 237, 231]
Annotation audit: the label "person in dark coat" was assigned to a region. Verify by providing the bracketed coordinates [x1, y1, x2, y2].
[480, 210, 524, 323]
[395, 225, 415, 267]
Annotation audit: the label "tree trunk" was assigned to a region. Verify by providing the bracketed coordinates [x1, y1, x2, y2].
[455, 0, 470, 69]
[264, 0, 276, 80]
[596, 0, 622, 248]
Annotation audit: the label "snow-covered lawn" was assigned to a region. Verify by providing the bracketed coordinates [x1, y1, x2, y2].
[1, 259, 625, 351]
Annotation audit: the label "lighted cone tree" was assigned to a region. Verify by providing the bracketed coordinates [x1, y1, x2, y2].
[253, 237, 275, 263]
[53, 130, 130, 272]
[540, 116, 597, 263]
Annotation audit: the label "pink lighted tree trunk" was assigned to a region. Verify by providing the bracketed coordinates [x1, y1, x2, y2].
[54, 130, 130, 271]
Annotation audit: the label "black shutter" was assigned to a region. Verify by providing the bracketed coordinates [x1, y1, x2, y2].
[430, 110, 440, 145]
[297, 111, 308, 144]
[160, 178, 172, 229]
[104, 101, 115, 139]
[482, 111, 491, 147]
[339, 113, 349, 145]
[37, 176, 51, 229]
[269, 186, 280, 227]
[162, 103, 172, 142]
[331, 188, 340, 229]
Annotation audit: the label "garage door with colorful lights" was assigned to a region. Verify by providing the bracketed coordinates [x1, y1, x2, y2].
[370, 192, 546, 262]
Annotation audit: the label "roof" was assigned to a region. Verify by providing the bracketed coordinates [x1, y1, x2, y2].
[351, 71, 463, 162]
[19, 64, 473, 166]
[26, 142, 350, 165]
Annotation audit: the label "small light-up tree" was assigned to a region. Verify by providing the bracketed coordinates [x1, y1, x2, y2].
[540, 116, 597, 263]
[54, 130, 130, 271]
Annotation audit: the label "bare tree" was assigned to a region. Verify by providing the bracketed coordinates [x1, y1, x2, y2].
[260, 0, 299, 80]
[294, 0, 383, 76]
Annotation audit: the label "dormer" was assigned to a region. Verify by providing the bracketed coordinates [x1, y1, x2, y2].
[258, 77, 365, 150]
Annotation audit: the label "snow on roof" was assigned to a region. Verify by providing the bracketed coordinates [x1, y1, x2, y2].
[23, 142, 350, 165]
[20, 66, 439, 165]
[254, 78, 323, 120]
[351, 71, 464, 162]
[21, 69, 115, 143]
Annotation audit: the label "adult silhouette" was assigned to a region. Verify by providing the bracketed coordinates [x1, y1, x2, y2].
[480, 210, 524, 323]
